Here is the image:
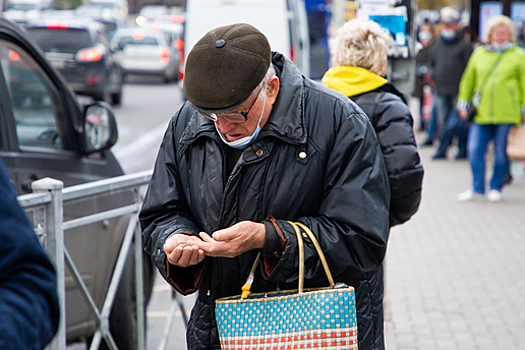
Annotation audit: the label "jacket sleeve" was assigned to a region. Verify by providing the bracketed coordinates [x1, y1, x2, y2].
[457, 48, 479, 105]
[0, 160, 59, 349]
[139, 114, 203, 295]
[264, 103, 391, 286]
[373, 95, 424, 227]
[518, 49, 525, 114]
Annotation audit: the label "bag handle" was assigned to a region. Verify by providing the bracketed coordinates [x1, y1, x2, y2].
[241, 221, 335, 298]
[289, 221, 335, 291]
[472, 52, 505, 105]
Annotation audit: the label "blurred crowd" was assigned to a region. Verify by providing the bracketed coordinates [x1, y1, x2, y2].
[412, 6, 525, 202]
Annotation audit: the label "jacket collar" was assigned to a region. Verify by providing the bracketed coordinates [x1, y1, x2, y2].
[180, 52, 307, 146]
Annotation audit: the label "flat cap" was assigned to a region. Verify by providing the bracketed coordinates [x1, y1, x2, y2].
[440, 6, 460, 24]
[183, 23, 272, 112]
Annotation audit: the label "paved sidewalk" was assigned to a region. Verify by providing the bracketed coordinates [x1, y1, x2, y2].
[384, 126, 525, 349]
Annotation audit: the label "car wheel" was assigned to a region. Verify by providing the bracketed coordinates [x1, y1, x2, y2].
[97, 244, 155, 350]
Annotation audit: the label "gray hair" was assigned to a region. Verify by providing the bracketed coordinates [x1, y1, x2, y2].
[484, 15, 516, 44]
[330, 19, 390, 76]
[254, 64, 277, 94]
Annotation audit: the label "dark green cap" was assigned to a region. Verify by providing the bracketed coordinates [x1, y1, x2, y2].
[183, 23, 272, 112]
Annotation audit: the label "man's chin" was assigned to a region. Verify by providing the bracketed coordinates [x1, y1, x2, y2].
[226, 135, 244, 142]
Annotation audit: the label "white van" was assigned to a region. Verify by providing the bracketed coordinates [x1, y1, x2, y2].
[182, 0, 310, 78]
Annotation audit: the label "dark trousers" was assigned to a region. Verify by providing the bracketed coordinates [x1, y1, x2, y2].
[435, 108, 469, 157]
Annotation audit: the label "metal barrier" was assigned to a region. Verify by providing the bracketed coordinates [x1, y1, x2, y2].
[17, 170, 186, 350]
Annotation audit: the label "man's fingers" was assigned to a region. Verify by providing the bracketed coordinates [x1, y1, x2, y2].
[189, 249, 206, 265]
[166, 245, 184, 265]
[199, 231, 214, 242]
[212, 229, 229, 241]
[177, 245, 198, 267]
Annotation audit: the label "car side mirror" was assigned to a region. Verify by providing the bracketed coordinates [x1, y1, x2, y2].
[82, 102, 118, 154]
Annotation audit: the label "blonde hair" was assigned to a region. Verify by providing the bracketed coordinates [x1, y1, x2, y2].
[484, 15, 516, 44]
[330, 19, 390, 75]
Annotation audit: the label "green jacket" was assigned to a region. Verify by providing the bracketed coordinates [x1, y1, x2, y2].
[457, 45, 525, 124]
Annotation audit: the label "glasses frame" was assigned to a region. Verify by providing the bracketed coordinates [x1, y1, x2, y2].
[200, 84, 264, 123]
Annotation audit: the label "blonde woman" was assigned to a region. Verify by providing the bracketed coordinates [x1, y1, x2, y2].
[456, 16, 525, 202]
[322, 18, 424, 227]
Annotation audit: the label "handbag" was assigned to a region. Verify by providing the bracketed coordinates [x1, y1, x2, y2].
[507, 125, 525, 160]
[215, 221, 358, 350]
[466, 104, 477, 122]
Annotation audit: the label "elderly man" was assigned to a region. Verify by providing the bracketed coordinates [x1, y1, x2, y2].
[140, 23, 391, 350]
[429, 6, 473, 159]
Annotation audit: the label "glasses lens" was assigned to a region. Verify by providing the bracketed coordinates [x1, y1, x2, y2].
[220, 112, 247, 123]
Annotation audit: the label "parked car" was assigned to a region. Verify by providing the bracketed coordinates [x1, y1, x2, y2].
[24, 17, 124, 105]
[0, 16, 153, 349]
[110, 27, 179, 83]
[148, 21, 184, 77]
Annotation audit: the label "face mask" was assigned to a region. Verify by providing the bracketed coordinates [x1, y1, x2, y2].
[441, 29, 456, 40]
[216, 87, 267, 150]
[418, 30, 432, 43]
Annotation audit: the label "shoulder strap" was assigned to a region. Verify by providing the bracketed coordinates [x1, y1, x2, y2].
[477, 52, 505, 93]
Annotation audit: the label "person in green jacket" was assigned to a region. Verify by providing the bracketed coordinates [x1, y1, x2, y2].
[456, 15, 525, 202]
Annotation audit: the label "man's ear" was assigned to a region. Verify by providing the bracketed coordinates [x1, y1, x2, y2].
[267, 76, 280, 104]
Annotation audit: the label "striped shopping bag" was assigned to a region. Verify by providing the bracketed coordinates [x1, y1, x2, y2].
[215, 221, 358, 350]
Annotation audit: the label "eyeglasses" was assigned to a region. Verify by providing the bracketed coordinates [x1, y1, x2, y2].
[200, 85, 263, 123]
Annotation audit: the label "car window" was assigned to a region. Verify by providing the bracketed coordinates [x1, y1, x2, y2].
[27, 28, 94, 53]
[0, 38, 70, 151]
[116, 34, 160, 49]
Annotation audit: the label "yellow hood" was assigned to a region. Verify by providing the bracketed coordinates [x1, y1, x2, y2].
[322, 66, 388, 97]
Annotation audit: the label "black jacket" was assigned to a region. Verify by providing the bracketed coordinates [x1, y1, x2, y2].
[351, 84, 423, 226]
[429, 36, 473, 96]
[140, 53, 391, 350]
[322, 66, 423, 227]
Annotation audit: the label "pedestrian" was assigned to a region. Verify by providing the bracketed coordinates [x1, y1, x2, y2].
[456, 15, 525, 202]
[414, 22, 435, 137]
[322, 18, 424, 227]
[139, 23, 391, 350]
[0, 158, 60, 349]
[429, 6, 473, 160]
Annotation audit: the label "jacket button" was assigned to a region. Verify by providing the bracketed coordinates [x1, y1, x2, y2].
[273, 251, 280, 257]
[256, 149, 264, 156]
[157, 248, 161, 255]
[299, 151, 307, 159]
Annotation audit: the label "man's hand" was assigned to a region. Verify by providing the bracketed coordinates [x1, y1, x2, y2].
[164, 234, 206, 268]
[187, 221, 265, 258]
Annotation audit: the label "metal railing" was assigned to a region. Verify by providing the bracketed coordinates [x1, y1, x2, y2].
[17, 170, 187, 350]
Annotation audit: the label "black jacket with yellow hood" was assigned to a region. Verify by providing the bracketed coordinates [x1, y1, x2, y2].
[323, 66, 424, 227]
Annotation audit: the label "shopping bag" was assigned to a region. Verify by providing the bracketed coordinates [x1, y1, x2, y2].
[215, 221, 358, 350]
[507, 125, 525, 160]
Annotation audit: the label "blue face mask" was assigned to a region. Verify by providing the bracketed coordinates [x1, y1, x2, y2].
[216, 88, 267, 150]
[441, 29, 456, 40]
